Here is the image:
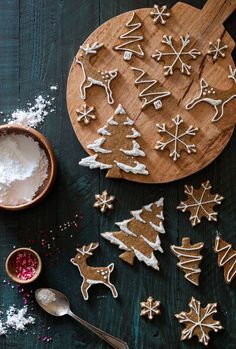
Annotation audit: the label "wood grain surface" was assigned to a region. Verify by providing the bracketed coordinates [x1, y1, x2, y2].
[0, 1, 235, 349]
[67, 0, 236, 183]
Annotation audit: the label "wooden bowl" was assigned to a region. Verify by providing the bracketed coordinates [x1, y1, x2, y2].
[0, 124, 56, 210]
[5, 247, 42, 284]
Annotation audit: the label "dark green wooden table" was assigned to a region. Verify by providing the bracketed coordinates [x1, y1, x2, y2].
[0, 1, 235, 348]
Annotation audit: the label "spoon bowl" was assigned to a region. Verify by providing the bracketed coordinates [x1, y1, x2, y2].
[35, 288, 69, 317]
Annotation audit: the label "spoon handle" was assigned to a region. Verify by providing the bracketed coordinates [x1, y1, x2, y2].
[68, 311, 129, 349]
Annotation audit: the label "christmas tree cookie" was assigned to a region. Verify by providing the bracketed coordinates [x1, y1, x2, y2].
[214, 236, 236, 284]
[114, 12, 144, 61]
[102, 198, 165, 270]
[79, 104, 149, 178]
[171, 237, 204, 286]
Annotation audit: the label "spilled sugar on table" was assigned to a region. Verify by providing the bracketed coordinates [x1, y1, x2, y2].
[0, 1, 236, 349]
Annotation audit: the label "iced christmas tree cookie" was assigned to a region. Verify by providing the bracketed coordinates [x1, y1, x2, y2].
[114, 12, 144, 61]
[132, 67, 171, 110]
[102, 198, 165, 271]
[176, 297, 223, 346]
[79, 104, 149, 179]
[214, 236, 236, 284]
[171, 237, 204, 286]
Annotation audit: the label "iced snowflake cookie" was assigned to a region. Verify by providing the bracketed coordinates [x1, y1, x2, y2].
[171, 237, 204, 286]
[186, 65, 236, 122]
[214, 236, 236, 284]
[76, 42, 118, 104]
[140, 296, 161, 320]
[94, 190, 115, 213]
[70, 242, 118, 301]
[79, 104, 149, 178]
[175, 297, 223, 346]
[177, 180, 224, 226]
[132, 67, 171, 110]
[76, 104, 96, 125]
[152, 34, 201, 76]
[207, 39, 228, 61]
[102, 198, 165, 271]
[155, 115, 198, 161]
[150, 5, 170, 25]
[114, 12, 144, 61]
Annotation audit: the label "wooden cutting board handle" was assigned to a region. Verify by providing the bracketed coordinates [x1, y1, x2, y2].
[201, 0, 236, 26]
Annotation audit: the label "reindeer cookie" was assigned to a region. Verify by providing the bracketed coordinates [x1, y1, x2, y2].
[186, 65, 236, 122]
[70, 243, 118, 301]
[76, 42, 118, 104]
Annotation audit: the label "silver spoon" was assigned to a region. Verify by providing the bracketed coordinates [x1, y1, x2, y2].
[35, 288, 129, 349]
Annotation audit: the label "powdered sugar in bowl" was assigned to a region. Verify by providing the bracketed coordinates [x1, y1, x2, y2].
[0, 124, 56, 210]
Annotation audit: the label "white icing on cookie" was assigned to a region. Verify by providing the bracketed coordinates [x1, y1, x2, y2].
[124, 117, 134, 125]
[114, 160, 149, 175]
[115, 104, 126, 115]
[115, 219, 136, 236]
[98, 126, 112, 136]
[120, 140, 145, 157]
[79, 155, 112, 170]
[108, 116, 118, 125]
[127, 128, 141, 138]
[130, 209, 146, 223]
[141, 234, 163, 253]
[87, 137, 112, 154]
[133, 249, 159, 270]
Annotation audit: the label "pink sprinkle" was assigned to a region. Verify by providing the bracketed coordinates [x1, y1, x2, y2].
[15, 251, 38, 280]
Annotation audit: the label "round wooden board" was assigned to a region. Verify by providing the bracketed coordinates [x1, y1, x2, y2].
[67, 0, 236, 184]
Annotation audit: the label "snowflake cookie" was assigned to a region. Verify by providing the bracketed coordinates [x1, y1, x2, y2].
[152, 34, 201, 76]
[155, 115, 198, 161]
[175, 297, 223, 346]
[76, 42, 118, 104]
[171, 237, 204, 286]
[93, 190, 115, 213]
[79, 104, 149, 178]
[114, 12, 144, 61]
[177, 180, 224, 226]
[214, 236, 236, 284]
[150, 5, 171, 25]
[70, 242, 118, 301]
[132, 67, 171, 110]
[76, 104, 96, 125]
[102, 198, 165, 271]
[207, 39, 228, 61]
[140, 296, 161, 320]
[186, 65, 236, 122]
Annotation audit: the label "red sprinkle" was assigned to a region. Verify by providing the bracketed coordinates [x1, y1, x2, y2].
[15, 251, 38, 280]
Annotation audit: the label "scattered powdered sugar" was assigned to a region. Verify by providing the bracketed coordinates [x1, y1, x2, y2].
[0, 305, 35, 335]
[0, 134, 49, 206]
[37, 289, 56, 305]
[50, 85, 58, 91]
[5, 93, 56, 128]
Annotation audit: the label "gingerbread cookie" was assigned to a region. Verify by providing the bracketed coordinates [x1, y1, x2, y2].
[152, 34, 201, 76]
[171, 237, 204, 286]
[186, 66, 236, 122]
[140, 296, 160, 320]
[150, 5, 171, 25]
[114, 12, 144, 61]
[155, 115, 198, 161]
[94, 190, 115, 213]
[132, 67, 171, 110]
[79, 104, 149, 178]
[177, 180, 224, 226]
[70, 242, 118, 300]
[175, 297, 223, 346]
[214, 236, 236, 284]
[207, 39, 228, 61]
[76, 42, 118, 104]
[76, 104, 96, 125]
[102, 198, 165, 271]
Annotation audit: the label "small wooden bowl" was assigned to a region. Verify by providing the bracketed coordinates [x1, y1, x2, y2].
[0, 124, 56, 210]
[5, 247, 42, 284]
